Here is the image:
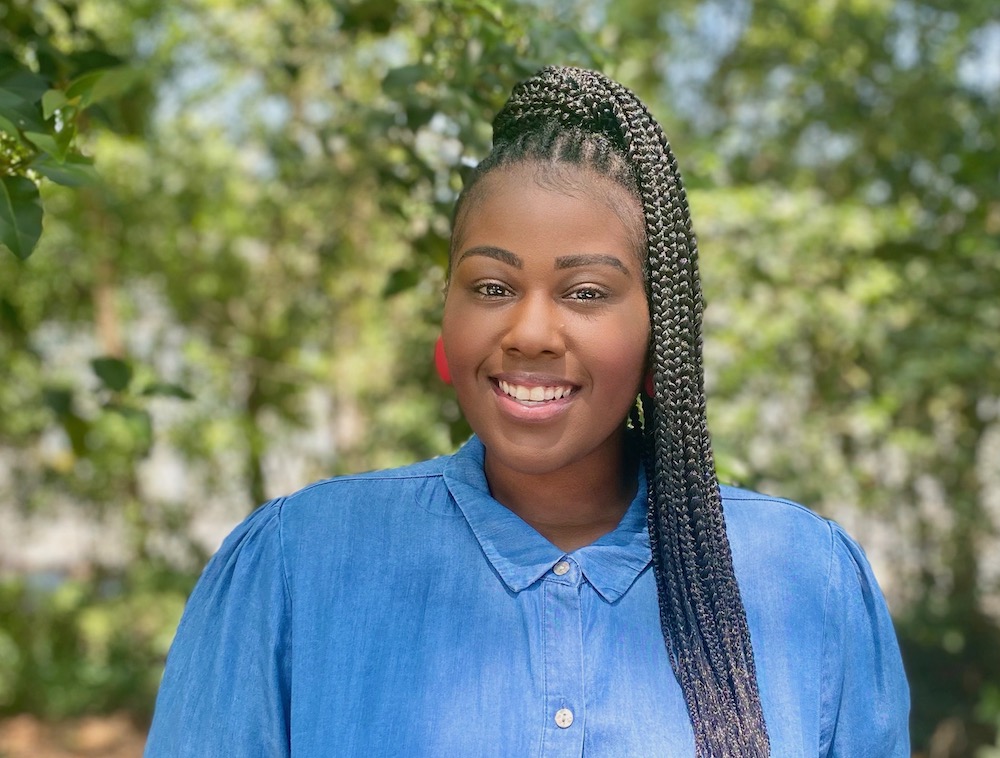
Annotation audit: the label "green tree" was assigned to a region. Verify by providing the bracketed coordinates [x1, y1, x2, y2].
[0, 0, 153, 259]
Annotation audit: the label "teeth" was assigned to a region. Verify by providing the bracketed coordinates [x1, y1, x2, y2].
[499, 380, 573, 402]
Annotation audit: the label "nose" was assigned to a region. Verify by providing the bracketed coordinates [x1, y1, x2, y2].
[500, 293, 565, 358]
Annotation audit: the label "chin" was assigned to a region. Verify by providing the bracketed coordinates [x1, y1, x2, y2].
[482, 425, 624, 478]
[493, 448, 569, 476]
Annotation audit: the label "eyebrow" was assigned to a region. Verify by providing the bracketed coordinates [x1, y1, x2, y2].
[555, 254, 631, 276]
[456, 246, 523, 269]
[455, 247, 631, 276]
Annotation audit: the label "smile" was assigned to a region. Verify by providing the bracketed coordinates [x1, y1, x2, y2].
[497, 380, 576, 403]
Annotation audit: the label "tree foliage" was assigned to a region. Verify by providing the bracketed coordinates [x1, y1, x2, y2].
[0, 0, 153, 258]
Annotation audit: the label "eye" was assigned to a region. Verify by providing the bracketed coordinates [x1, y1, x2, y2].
[566, 285, 609, 301]
[473, 281, 513, 298]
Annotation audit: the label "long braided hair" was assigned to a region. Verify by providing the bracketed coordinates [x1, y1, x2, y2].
[452, 67, 770, 756]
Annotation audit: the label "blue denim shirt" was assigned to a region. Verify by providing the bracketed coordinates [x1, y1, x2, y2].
[145, 436, 909, 756]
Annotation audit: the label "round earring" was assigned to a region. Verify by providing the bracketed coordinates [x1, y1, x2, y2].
[434, 336, 452, 385]
[644, 371, 654, 398]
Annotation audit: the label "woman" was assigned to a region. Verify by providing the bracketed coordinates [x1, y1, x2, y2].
[144, 66, 909, 757]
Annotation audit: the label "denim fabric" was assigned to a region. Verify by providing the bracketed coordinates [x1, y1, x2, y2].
[145, 436, 909, 757]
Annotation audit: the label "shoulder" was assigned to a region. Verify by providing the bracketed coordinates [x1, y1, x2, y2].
[720, 484, 838, 560]
[278, 453, 453, 519]
[287, 453, 450, 492]
[208, 454, 457, 564]
[720, 484, 830, 525]
[719, 484, 877, 601]
[269, 453, 465, 565]
[720, 488, 910, 749]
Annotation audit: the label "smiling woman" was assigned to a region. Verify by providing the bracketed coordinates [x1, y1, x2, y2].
[443, 165, 650, 529]
[143, 67, 910, 758]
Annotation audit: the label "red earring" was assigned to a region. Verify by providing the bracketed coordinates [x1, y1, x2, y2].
[644, 371, 654, 398]
[434, 336, 452, 385]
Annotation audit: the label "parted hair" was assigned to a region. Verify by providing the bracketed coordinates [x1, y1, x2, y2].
[452, 67, 770, 757]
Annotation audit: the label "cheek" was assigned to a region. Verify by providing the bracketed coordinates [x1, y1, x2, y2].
[613, 341, 649, 385]
[584, 318, 650, 389]
[614, 303, 651, 370]
[441, 300, 488, 374]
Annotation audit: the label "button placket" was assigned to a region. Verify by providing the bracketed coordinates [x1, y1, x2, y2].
[539, 558, 585, 757]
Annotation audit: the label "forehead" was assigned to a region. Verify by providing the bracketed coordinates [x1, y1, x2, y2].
[453, 163, 646, 265]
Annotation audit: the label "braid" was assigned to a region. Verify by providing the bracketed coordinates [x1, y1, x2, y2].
[460, 67, 770, 756]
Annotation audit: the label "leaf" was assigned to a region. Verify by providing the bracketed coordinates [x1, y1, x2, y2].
[382, 266, 421, 296]
[0, 113, 25, 142]
[42, 387, 74, 416]
[41, 89, 68, 119]
[0, 68, 50, 102]
[141, 382, 195, 400]
[61, 413, 90, 457]
[339, 0, 400, 34]
[0, 87, 46, 133]
[91, 357, 133, 392]
[41, 387, 89, 456]
[0, 176, 43, 260]
[404, 103, 435, 129]
[66, 49, 125, 72]
[64, 71, 104, 106]
[23, 130, 70, 161]
[30, 154, 98, 187]
[66, 67, 139, 108]
[382, 64, 432, 96]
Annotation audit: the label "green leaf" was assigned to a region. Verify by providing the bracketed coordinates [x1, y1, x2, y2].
[382, 64, 432, 96]
[0, 176, 43, 260]
[404, 103, 435, 129]
[0, 113, 25, 142]
[30, 154, 97, 186]
[0, 68, 49, 103]
[41, 89, 68, 119]
[141, 382, 195, 400]
[23, 130, 69, 161]
[65, 67, 139, 108]
[61, 413, 90, 457]
[91, 357, 134, 392]
[0, 87, 46, 133]
[42, 387, 74, 416]
[382, 266, 421, 296]
[65, 71, 103, 106]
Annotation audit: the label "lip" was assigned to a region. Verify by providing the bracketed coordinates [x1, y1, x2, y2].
[489, 373, 580, 423]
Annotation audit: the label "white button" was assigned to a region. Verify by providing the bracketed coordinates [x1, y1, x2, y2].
[554, 708, 574, 728]
[553, 561, 570, 576]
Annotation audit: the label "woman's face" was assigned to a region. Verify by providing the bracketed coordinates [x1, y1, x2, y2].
[442, 163, 650, 480]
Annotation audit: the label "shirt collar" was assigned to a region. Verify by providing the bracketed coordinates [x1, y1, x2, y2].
[443, 436, 651, 602]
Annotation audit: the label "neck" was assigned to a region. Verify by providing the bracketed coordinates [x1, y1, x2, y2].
[484, 435, 639, 553]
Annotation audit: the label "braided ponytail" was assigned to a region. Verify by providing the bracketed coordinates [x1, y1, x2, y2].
[456, 67, 770, 756]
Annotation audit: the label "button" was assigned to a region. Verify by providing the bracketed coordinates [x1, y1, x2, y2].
[553, 561, 570, 576]
[554, 708, 574, 728]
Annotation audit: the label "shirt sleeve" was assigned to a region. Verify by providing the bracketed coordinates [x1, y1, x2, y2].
[144, 499, 291, 758]
[819, 522, 910, 757]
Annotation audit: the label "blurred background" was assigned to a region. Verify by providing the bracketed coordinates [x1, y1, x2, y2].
[1, 0, 998, 755]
